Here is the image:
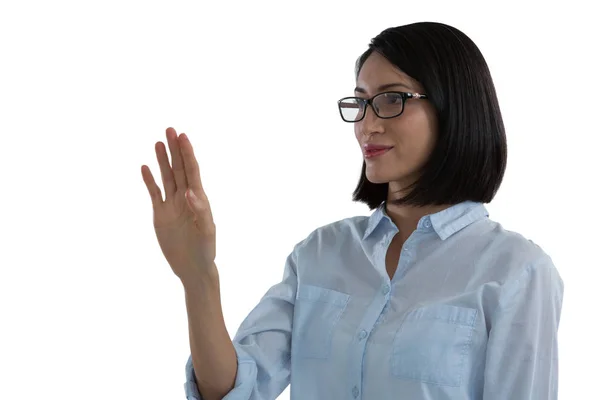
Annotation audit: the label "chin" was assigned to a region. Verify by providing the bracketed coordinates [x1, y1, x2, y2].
[365, 167, 412, 185]
[365, 171, 394, 184]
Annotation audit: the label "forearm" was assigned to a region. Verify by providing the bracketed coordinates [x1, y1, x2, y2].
[183, 265, 237, 400]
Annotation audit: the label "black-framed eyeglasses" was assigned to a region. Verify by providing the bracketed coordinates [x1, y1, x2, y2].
[337, 91, 428, 122]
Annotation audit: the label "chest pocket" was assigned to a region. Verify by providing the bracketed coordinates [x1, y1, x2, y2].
[391, 303, 478, 387]
[293, 284, 350, 359]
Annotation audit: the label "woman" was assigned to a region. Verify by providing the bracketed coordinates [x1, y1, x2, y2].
[141, 22, 564, 400]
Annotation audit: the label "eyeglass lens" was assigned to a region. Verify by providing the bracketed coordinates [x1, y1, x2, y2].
[339, 93, 404, 121]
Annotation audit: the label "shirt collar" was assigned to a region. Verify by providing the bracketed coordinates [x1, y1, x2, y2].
[363, 200, 489, 241]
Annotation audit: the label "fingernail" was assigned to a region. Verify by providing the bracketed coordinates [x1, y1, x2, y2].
[187, 189, 195, 199]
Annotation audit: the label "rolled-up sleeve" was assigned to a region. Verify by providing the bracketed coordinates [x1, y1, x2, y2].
[483, 255, 564, 399]
[183, 243, 301, 399]
[184, 344, 263, 400]
[184, 353, 202, 400]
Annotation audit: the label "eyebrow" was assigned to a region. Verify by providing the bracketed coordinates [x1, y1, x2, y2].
[354, 82, 413, 93]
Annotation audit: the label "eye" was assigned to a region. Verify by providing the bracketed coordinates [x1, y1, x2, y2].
[381, 93, 403, 105]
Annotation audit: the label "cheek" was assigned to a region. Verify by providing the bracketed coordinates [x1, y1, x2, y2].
[403, 131, 435, 157]
[401, 113, 437, 152]
[354, 124, 361, 140]
[390, 126, 436, 165]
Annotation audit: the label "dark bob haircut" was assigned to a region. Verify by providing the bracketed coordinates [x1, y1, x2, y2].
[352, 22, 507, 210]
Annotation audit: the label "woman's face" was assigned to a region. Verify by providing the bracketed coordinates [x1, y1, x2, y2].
[354, 52, 438, 193]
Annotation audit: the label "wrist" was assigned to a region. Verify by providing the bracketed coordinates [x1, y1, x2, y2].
[180, 263, 220, 292]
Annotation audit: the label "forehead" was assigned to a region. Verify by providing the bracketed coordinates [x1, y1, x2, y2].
[356, 52, 419, 92]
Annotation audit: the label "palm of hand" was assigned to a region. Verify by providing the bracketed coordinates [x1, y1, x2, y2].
[141, 127, 216, 281]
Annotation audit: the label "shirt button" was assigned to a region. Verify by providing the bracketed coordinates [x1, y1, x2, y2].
[352, 386, 359, 398]
[358, 330, 368, 340]
[382, 284, 390, 295]
[424, 219, 431, 228]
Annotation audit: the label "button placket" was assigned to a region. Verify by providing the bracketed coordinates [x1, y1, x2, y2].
[382, 284, 390, 295]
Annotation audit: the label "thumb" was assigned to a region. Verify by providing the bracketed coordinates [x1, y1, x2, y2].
[185, 188, 199, 214]
[185, 188, 214, 232]
[185, 188, 210, 216]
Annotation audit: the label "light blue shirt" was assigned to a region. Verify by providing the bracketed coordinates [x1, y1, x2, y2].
[184, 201, 564, 399]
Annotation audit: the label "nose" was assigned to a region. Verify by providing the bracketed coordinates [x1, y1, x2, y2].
[358, 103, 384, 137]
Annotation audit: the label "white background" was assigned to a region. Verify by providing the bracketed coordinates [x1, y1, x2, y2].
[1, 1, 597, 399]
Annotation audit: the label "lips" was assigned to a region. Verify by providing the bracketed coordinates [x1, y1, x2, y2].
[364, 146, 393, 158]
[364, 144, 394, 151]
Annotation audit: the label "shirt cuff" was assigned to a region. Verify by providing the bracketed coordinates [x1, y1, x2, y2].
[184, 342, 257, 400]
[184, 354, 203, 400]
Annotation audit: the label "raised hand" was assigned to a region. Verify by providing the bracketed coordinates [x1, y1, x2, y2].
[141, 127, 216, 282]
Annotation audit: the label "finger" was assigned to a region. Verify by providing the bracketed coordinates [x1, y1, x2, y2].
[178, 133, 205, 194]
[155, 141, 176, 199]
[186, 188, 215, 226]
[165, 127, 188, 191]
[141, 165, 164, 207]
